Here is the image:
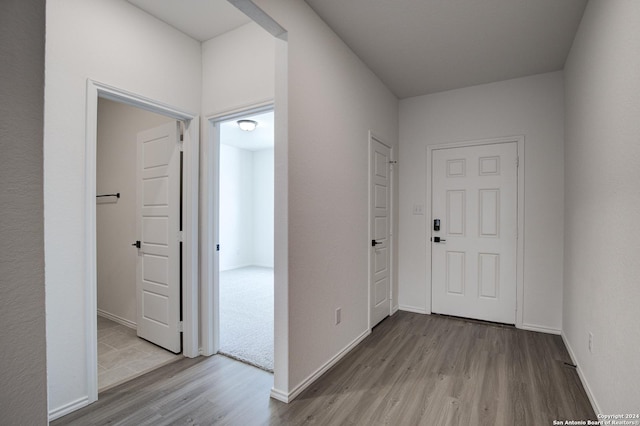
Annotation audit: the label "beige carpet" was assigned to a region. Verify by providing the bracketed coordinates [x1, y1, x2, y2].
[219, 266, 274, 372]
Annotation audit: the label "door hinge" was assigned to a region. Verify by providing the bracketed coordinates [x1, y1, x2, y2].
[516, 156, 520, 168]
[178, 321, 183, 333]
[178, 231, 184, 242]
[216, 244, 220, 252]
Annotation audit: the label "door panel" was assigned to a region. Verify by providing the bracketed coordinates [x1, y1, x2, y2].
[446, 251, 465, 295]
[136, 121, 182, 353]
[446, 190, 465, 235]
[431, 142, 517, 324]
[479, 253, 499, 298]
[370, 138, 392, 327]
[479, 189, 500, 236]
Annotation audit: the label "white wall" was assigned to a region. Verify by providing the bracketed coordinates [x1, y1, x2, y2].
[220, 144, 255, 270]
[198, 19, 276, 358]
[219, 145, 274, 271]
[201, 22, 276, 116]
[253, 147, 275, 267]
[253, 0, 399, 396]
[0, 0, 48, 423]
[563, 0, 640, 413]
[44, 0, 201, 416]
[96, 98, 173, 325]
[398, 72, 565, 332]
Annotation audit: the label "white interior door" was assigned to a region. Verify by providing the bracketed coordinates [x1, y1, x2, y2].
[370, 137, 392, 327]
[135, 121, 182, 353]
[431, 142, 518, 324]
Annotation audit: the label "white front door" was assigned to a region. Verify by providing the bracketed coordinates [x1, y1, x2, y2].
[135, 121, 182, 353]
[431, 142, 518, 324]
[370, 136, 392, 327]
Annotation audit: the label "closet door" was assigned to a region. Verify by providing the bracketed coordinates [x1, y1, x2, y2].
[135, 121, 182, 353]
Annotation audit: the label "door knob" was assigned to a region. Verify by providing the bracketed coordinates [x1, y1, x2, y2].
[372, 239, 382, 247]
[132, 240, 141, 248]
[432, 237, 446, 243]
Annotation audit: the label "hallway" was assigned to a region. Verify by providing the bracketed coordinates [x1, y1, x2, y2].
[55, 312, 595, 425]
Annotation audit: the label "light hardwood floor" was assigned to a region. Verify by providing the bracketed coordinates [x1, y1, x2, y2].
[54, 311, 595, 425]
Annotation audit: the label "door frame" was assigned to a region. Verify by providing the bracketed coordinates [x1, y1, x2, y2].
[201, 101, 275, 357]
[426, 136, 525, 328]
[85, 80, 200, 403]
[368, 131, 395, 330]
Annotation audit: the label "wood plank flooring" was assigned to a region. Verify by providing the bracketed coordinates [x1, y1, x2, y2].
[53, 311, 595, 425]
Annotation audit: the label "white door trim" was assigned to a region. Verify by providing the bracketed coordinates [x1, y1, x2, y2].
[368, 131, 394, 330]
[426, 136, 524, 328]
[200, 101, 274, 358]
[85, 79, 200, 403]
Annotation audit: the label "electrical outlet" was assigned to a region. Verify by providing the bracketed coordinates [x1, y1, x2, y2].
[413, 204, 424, 215]
[335, 308, 342, 325]
[588, 332, 594, 353]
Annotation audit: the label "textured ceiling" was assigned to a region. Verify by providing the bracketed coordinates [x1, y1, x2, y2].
[127, 0, 587, 99]
[127, 0, 251, 42]
[304, 0, 587, 98]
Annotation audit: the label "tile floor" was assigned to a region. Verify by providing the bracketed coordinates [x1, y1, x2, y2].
[97, 316, 181, 391]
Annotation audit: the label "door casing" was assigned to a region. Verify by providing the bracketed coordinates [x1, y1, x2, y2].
[201, 102, 274, 357]
[85, 80, 200, 403]
[426, 136, 525, 329]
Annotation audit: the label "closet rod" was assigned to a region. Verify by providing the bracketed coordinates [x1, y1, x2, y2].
[96, 193, 120, 198]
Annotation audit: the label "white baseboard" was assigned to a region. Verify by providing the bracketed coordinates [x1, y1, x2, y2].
[271, 329, 371, 403]
[220, 264, 253, 272]
[398, 305, 429, 314]
[252, 263, 275, 269]
[269, 387, 289, 403]
[48, 396, 89, 421]
[521, 323, 561, 335]
[97, 309, 136, 330]
[561, 332, 601, 416]
[391, 304, 399, 315]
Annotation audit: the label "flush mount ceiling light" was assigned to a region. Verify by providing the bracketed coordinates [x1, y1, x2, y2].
[237, 119, 258, 132]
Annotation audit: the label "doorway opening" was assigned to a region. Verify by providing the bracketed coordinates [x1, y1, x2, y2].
[95, 98, 184, 391]
[85, 80, 200, 403]
[217, 109, 275, 372]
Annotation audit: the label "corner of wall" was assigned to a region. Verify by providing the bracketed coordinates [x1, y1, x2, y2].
[561, 332, 601, 415]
